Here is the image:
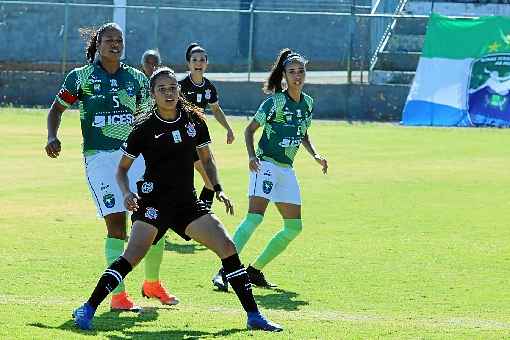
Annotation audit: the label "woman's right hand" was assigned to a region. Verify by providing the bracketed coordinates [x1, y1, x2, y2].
[248, 156, 261, 172]
[123, 192, 139, 211]
[45, 137, 61, 158]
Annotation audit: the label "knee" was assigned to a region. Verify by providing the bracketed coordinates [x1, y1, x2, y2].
[283, 219, 303, 241]
[107, 224, 127, 240]
[108, 230, 126, 240]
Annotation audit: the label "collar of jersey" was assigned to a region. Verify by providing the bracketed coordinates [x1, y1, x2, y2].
[93, 58, 125, 75]
[155, 110, 181, 123]
[188, 73, 205, 87]
[283, 90, 304, 104]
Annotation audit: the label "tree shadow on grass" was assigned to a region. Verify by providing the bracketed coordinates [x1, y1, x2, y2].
[106, 327, 245, 339]
[254, 288, 309, 311]
[164, 237, 207, 254]
[28, 308, 160, 336]
[28, 307, 244, 339]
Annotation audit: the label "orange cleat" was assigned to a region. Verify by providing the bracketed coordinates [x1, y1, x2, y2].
[110, 291, 143, 312]
[142, 281, 180, 305]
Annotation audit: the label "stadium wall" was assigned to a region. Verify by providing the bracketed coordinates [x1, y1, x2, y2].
[0, 71, 407, 121]
[0, 1, 371, 71]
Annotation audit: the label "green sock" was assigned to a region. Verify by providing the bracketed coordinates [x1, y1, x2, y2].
[232, 213, 263, 254]
[252, 219, 303, 270]
[105, 237, 126, 294]
[144, 237, 165, 282]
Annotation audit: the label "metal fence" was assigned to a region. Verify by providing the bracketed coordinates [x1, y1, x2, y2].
[0, 0, 415, 83]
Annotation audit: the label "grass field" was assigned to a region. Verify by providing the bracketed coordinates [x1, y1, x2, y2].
[1, 107, 510, 339]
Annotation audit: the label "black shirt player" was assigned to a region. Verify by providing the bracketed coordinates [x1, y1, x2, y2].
[179, 43, 235, 209]
[71, 67, 282, 333]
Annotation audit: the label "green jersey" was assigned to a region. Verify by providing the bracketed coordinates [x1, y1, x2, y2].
[56, 60, 152, 155]
[253, 91, 313, 167]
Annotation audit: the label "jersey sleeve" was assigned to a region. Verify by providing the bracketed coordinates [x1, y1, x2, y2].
[207, 81, 218, 104]
[121, 126, 145, 159]
[136, 76, 153, 115]
[55, 69, 80, 108]
[195, 118, 212, 148]
[253, 96, 274, 126]
[304, 95, 314, 129]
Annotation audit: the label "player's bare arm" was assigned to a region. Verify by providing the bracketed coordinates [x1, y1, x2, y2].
[209, 102, 235, 144]
[197, 145, 234, 215]
[244, 119, 261, 172]
[45, 100, 66, 158]
[302, 132, 328, 174]
[116, 155, 138, 211]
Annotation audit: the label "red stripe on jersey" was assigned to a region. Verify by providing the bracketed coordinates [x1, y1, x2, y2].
[57, 88, 78, 105]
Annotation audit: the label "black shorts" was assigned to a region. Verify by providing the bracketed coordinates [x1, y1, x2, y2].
[131, 193, 211, 244]
[193, 149, 200, 162]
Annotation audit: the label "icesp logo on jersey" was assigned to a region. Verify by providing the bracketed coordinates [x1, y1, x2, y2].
[92, 114, 134, 127]
[279, 137, 301, 148]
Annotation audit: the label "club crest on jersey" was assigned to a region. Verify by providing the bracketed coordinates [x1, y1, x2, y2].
[145, 207, 158, 220]
[205, 89, 212, 100]
[185, 122, 197, 137]
[172, 130, 182, 143]
[126, 82, 135, 96]
[262, 180, 273, 194]
[110, 79, 118, 87]
[93, 115, 106, 127]
[103, 193, 115, 208]
[141, 181, 154, 194]
[94, 83, 101, 93]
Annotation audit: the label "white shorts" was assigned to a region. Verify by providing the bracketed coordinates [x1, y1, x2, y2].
[84, 149, 145, 217]
[248, 160, 301, 205]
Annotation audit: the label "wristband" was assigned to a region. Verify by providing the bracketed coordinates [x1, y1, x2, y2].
[213, 184, 223, 192]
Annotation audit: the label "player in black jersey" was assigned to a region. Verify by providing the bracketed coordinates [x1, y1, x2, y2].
[179, 43, 235, 208]
[71, 67, 282, 333]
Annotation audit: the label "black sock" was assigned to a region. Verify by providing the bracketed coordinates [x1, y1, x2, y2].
[199, 186, 215, 208]
[222, 254, 258, 313]
[87, 256, 133, 309]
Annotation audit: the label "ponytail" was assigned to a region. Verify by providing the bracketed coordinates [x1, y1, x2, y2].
[79, 22, 123, 64]
[263, 48, 293, 94]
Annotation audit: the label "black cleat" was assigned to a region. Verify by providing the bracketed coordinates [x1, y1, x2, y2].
[212, 268, 228, 292]
[246, 265, 277, 288]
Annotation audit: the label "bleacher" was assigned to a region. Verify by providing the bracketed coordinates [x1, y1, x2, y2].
[370, 0, 510, 85]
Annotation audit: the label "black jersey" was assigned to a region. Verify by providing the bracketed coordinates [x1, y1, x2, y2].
[121, 108, 211, 198]
[179, 74, 218, 109]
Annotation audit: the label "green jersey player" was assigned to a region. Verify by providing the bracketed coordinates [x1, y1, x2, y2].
[44, 23, 178, 312]
[212, 49, 328, 291]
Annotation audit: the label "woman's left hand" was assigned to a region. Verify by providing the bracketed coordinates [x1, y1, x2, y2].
[215, 191, 234, 215]
[226, 129, 235, 144]
[314, 154, 328, 174]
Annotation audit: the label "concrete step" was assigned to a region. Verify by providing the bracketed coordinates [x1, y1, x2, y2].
[386, 34, 425, 52]
[369, 70, 416, 85]
[373, 51, 421, 72]
[393, 16, 429, 35]
[406, 1, 510, 16]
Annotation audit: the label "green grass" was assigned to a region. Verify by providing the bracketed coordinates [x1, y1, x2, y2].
[1, 107, 510, 339]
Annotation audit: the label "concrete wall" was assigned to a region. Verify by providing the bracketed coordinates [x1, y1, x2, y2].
[0, 0, 371, 71]
[0, 71, 409, 121]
